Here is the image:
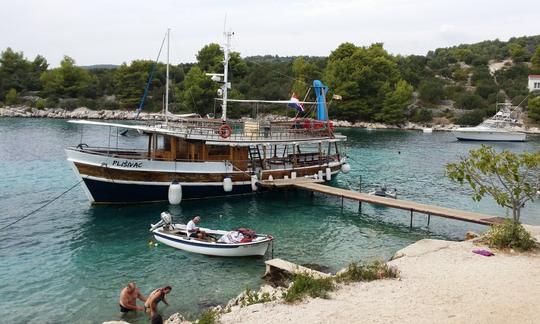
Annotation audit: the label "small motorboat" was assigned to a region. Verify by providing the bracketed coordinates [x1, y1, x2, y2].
[368, 185, 397, 199]
[150, 212, 273, 257]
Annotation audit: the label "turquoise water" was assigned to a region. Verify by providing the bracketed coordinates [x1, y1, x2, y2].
[0, 118, 539, 324]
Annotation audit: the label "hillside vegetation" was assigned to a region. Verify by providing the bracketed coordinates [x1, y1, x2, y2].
[1, 35, 540, 124]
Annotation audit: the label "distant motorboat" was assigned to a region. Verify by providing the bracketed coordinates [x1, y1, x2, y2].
[368, 185, 397, 199]
[453, 103, 526, 142]
[150, 212, 273, 257]
[422, 128, 433, 133]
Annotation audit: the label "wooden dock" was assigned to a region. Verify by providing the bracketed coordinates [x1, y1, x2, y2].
[257, 177, 324, 189]
[294, 182, 504, 226]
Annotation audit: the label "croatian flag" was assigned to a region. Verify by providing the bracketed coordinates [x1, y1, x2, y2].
[288, 93, 304, 113]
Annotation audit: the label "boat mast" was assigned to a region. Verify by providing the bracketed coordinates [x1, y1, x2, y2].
[165, 28, 170, 124]
[221, 30, 232, 122]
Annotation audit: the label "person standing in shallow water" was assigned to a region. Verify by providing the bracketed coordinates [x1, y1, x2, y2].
[145, 286, 172, 316]
[119, 282, 147, 312]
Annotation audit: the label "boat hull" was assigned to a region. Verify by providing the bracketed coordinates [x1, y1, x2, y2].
[453, 130, 526, 142]
[152, 231, 271, 257]
[66, 148, 343, 203]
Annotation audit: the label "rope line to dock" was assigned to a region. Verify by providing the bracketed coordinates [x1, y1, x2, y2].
[0, 179, 83, 232]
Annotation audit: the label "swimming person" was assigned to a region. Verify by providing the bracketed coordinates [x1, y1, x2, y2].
[119, 282, 146, 313]
[145, 286, 172, 316]
[186, 215, 206, 239]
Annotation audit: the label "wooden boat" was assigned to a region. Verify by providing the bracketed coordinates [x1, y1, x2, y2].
[65, 30, 350, 204]
[150, 212, 273, 257]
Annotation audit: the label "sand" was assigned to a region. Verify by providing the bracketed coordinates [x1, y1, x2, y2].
[219, 227, 540, 324]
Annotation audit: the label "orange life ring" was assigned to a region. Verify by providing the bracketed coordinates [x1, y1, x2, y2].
[218, 124, 232, 138]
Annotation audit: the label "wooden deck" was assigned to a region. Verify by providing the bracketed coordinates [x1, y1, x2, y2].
[295, 182, 504, 226]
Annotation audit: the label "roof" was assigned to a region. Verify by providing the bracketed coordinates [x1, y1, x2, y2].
[529, 75, 540, 78]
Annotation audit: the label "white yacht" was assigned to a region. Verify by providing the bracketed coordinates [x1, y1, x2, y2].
[453, 103, 526, 142]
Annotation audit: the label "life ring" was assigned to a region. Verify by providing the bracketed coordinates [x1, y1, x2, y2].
[218, 124, 232, 138]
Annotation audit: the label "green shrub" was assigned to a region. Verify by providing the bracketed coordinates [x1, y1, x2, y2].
[35, 98, 46, 109]
[5, 88, 18, 105]
[483, 220, 536, 251]
[410, 108, 433, 123]
[283, 275, 335, 303]
[240, 287, 273, 307]
[335, 260, 398, 283]
[198, 309, 219, 324]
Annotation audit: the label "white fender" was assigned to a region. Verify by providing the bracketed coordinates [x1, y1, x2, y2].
[341, 163, 351, 174]
[325, 167, 331, 181]
[168, 181, 182, 205]
[268, 174, 274, 181]
[318, 170, 323, 179]
[223, 177, 233, 192]
[250, 174, 258, 191]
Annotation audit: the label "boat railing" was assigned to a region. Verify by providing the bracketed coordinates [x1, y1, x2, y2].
[154, 118, 333, 141]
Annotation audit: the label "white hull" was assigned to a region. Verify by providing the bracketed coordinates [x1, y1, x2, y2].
[453, 129, 526, 142]
[151, 225, 272, 257]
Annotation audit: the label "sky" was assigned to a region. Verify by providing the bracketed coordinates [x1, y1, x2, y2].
[1, 0, 539, 67]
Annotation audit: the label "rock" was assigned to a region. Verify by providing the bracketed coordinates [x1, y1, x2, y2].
[465, 231, 480, 240]
[165, 312, 191, 324]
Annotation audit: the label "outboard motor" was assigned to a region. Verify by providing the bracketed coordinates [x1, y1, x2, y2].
[150, 212, 174, 232]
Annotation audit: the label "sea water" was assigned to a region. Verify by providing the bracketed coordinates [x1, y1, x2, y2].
[0, 118, 539, 323]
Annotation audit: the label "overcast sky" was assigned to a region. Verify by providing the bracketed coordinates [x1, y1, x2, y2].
[1, 0, 539, 67]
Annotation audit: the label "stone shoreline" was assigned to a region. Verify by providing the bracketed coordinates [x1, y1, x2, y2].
[160, 225, 540, 324]
[2, 105, 540, 134]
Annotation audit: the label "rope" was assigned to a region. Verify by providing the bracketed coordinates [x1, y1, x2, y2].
[136, 31, 168, 118]
[0, 179, 83, 232]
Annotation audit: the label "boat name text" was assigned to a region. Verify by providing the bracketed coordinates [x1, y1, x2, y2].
[112, 160, 143, 168]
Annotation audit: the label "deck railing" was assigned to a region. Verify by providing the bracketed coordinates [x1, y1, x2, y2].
[153, 118, 334, 141]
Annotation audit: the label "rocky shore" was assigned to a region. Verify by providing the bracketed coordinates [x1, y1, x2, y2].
[4, 105, 540, 134]
[161, 225, 540, 324]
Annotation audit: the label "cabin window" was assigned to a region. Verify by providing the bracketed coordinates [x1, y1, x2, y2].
[535, 82, 540, 89]
[207, 145, 229, 156]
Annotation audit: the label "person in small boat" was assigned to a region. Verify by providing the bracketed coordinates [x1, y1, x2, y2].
[119, 282, 146, 313]
[186, 215, 207, 239]
[144, 286, 172, 316]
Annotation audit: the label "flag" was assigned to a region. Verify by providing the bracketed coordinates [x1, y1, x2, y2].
[287, 93, 304, 113]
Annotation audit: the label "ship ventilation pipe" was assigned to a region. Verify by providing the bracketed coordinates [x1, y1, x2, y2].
[168, 180, 182, 205]
[313, 80, 329, 121]
[223, 177, 233, 192]
[341, 163, 351, 174]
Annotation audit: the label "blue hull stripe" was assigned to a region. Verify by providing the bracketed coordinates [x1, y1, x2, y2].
[153, 232, 240, 249]
[83, 178, 253, 203]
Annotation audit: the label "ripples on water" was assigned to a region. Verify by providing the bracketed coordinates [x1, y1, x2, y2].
[0, 119, 539, 323]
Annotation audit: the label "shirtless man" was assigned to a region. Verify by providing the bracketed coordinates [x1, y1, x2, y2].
[144, 286, 172, 316]
[119, 282, 146, 313]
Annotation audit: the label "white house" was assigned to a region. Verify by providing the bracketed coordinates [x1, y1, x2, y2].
[529, 75, 540, 92]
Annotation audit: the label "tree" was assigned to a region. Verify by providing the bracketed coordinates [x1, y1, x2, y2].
[418, 79, 445, 105]
[0, 48, 31, 98]
[377, 79, 413, 124]
[324, 42, 400, 121]
[528, 96, 540, 122]
[179, 66, 218, 115]
[532, 45, 540, 72]
[446, 145, 540, 223]
[40, 56, 97, 99]
[508, 43, 528, 63]
[291, 57, 322, 98]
